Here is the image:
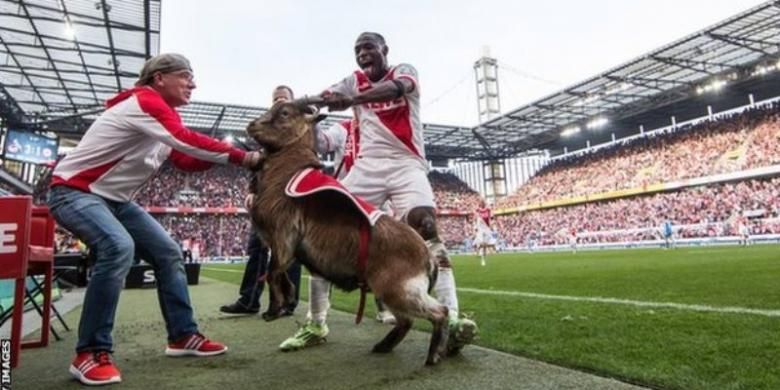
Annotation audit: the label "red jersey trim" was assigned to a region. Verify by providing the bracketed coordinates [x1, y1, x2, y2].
[50, 158, 122, 193]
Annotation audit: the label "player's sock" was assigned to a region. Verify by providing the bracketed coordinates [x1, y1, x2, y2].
[308, 275, 331, 324]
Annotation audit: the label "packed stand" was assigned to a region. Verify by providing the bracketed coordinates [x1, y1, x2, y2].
[437, 215, 474, 249]
[745, 112, 780, 169]
[429, 170, 483, 210]
[133, 166, 485, 252]
[135, 163, 249, 208]
[155, 214, 251, 258]
[494, 177, 780, 247]
[498, 102, 780, 208]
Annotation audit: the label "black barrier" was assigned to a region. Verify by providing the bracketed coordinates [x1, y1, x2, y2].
[54, 253, 89, 287]
[125, 263, 201, 289]
[185, 263, 201, 285]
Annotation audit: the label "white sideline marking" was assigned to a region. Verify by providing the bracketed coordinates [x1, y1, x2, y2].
[204, 267, 780, 317]
[202, 267, 244, 273]
[457, 287, 780, 317]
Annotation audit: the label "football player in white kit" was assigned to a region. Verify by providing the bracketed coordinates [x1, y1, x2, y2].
[280, 32, 477, 354]
[319, 116, 396, 325]
[736, 215, 751, 246]
[568, 227, 578, 254]
[473, 201, 494, 266]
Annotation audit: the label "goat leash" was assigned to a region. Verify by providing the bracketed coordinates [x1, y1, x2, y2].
[355, 219, 371, 324]
[332, 159, 346, 179]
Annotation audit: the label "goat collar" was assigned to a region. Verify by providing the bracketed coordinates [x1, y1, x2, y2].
[281, 125, 311, 148]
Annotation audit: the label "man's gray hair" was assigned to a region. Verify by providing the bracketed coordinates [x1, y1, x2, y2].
[135, 53, 192, 86]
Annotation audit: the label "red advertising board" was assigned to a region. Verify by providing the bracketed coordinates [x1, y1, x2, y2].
[0, 196, 32, 279]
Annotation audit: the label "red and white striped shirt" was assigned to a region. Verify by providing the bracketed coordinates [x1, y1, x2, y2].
[326, 63, 424, 163]
[477, 207, 492, 227]
[52, 87, 246, 202]
[320, 119, 360, 179]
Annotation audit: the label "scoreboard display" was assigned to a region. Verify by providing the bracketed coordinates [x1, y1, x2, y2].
[2, 129, 58, 165]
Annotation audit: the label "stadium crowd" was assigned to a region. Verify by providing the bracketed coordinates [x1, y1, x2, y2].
[498, 103, 780, 208]
[131, 167, 480, 255]
[135, 163, 249, 207]
[494, 177, 780, 247]
[37, 102, 780, 255]
[155, 214, 251, 258]
[429, 170, 483, 210]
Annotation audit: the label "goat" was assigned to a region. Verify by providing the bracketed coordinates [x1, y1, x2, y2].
[245, 100, 449, 365]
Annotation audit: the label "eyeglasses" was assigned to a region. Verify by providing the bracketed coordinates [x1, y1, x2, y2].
[165, 70, 195, 83]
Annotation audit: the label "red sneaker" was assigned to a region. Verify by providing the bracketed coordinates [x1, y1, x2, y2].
[69, 351, 121, 386]
[165, 333, 228, 357]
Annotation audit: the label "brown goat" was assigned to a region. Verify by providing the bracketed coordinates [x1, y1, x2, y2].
[245, 101, 449, 365]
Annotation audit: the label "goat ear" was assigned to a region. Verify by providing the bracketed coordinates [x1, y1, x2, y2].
[303, 112, 327, 124]
[303, 105, 326, 124]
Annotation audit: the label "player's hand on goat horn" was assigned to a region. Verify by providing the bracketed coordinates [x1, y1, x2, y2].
[292, 95, 326, 108]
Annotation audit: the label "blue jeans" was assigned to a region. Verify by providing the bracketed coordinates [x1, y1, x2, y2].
[47, 186, 198, 352]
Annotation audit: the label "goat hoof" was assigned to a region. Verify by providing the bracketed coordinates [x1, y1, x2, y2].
[425, 354, 441, 366]
[262, 308, 293, 322]
[372, 342, 393, 354]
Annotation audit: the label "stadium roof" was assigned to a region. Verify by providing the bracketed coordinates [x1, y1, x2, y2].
[0, 0, 160, 130]
[474, 0, 780, 159]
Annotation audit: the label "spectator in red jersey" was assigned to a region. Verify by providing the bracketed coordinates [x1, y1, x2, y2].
[47, 53, 261, 386]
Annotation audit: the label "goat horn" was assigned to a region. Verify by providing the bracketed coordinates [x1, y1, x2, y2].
[292, 95, 326, 108]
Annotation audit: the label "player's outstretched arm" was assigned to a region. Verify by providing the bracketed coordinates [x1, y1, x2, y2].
[320, 78, 413, 111]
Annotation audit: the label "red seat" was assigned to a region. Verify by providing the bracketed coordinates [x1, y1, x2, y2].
[24, 205, 56, 349]
[0, 196, 55, 368]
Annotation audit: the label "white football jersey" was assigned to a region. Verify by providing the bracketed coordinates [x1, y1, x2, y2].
[326, 63, 425, 162]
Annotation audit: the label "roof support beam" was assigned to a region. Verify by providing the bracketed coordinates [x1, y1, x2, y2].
[20, 1, 78, 112]
[3, 84, 116, 94]
[0, 12, 145, 31]
[28, 107, 106, 126]
[709, 32, 778, 48]
[16, 2, 149, 29]
[0, 49, 137, 75]
[537, 103, 597, 117]
[706, 32, 777, 58]
[606, 75, 690, 90]
[100, 0, 123, 90]
[0, 64, 121, 77]
[59, 0, 100, 105]
[507, 115, 558, 127]
[0, 26, 146, 56]
[471, 128, 497, 159]
[0, 84, 27, 127]
[651, 56, 718, 75]
[209, 106, 227, 136]
[0, 32, 47, 111]
[2, 42, 137, 57]
[144, 0, 152, 59]
[0, 68, 120, 90]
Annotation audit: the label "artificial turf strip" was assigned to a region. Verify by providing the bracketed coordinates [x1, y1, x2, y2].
[11, 278, 639, 390]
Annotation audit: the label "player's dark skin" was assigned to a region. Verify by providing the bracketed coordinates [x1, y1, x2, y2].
[321, 33, 450, 267]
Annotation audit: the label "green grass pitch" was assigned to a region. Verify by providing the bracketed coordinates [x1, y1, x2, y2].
[202, 245, 780, 390]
